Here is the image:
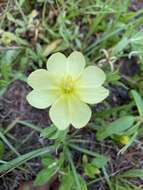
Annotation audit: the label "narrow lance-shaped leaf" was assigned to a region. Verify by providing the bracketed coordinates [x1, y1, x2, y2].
[96, 116, 135, 140]
[34, 164, 58, 186]
[131, 90, 143, 116]
[0, 146, 53, 173]
[121, 169, 143, 178]
[112, 37, 129, 55]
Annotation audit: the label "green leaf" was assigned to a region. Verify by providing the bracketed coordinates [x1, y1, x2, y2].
[34, 166, 57, 186]
[19, 0, 26, 6]
[84, 163, 100, 178]
[41, 125, 67, 141]
[0, 146, 53, 173]
[96, 116, 135, 140]
[69, 144, 104, 158]
[18, 121, 42, 133]
[0, 131, 20, 156]
[121, 169, 143, 178]
[70, 144, 110, 180]
[42, 155, 56, 167]
[1, 63, 10, 81]
[59, 168, 74, 190]
[130, 32, 143, 46]
[34, 153, 59, 186]
[92, 155, 109, 168]
[110, 179, 138, 190]
[0, 140, 4, 159]
[59, 168, 87, 190]
[78, 175, 87, 190]
[106, 71, 120, 83]
[40, 125, 57, 139]
[112, 37, 129, 55]
[0, 80, 8, 87]
[67, 150, 81, 190]
[1, 49, 20, 65]
[130, 32, 143, 58]
[114, 185, 129, 190]
[131, 90, 143, 116]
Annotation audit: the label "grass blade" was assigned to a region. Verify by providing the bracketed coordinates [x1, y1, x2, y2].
[0, 146, 53, 173]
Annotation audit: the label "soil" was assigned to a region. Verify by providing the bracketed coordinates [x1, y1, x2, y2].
[0, 80, 49, 153]
[130, 0, 143, 11]
[0, 80, 50, 190]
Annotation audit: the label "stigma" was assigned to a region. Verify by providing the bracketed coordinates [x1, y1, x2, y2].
[61, 76, 75, 95]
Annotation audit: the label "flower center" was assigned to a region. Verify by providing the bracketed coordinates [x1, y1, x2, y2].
[61, 76, 75, 95]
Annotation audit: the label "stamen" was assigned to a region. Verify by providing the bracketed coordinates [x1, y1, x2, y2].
[61, 76, 75, 94]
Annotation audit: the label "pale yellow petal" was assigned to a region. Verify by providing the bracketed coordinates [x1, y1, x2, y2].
[27, 89, 59, 109]
[47, 52, 68, 77]
[49, 96, 70, 130]
[67, 51, 86, 78]
[69, 95, 91, 128]
[77, 86, 109, 104]
[77, 66, 106, 87]
[28, 69, 58, 90]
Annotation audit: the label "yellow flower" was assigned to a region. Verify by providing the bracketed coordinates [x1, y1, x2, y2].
[113, 134, 129, 145]
[27, 51, 109, 130]
[119, 135, 129, 145]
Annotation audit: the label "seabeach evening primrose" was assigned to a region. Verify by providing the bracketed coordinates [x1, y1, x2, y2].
[27, 51, 109, 130]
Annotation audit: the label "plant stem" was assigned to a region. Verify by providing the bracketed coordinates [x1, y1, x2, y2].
[66, 149, 81, 190]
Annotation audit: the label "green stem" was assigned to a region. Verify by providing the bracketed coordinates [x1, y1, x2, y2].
[69, 143, 101, 157]
[0, 132, 20, 156]
[66, 149, 81, 190]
